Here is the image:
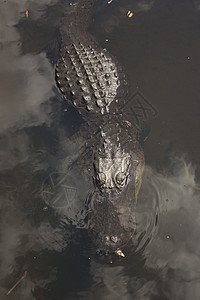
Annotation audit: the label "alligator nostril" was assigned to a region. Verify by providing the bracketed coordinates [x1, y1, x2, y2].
[105, 235, 110, 242]
[111, 235, 118, 243]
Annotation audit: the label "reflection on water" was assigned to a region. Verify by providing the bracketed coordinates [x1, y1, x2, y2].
[0, 156, 199, 299]
[0, 0, 200, 299]
[0, 0, 56, 133]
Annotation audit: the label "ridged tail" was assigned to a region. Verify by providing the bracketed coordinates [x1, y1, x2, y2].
[59, 0, 94, 50]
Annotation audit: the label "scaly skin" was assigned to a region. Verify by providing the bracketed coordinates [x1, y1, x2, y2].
[56, 0, 146, 255]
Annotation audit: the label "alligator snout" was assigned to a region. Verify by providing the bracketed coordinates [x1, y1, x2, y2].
[96, 235, 125, 258]
[103, 234, 119, 246]
[94, 233, 121, 255]
[87, 190, 136, 257]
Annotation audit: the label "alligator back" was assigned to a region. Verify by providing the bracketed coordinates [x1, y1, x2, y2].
[56, 0, 128, 121]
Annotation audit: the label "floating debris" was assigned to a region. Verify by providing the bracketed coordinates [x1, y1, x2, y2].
[115, 249, 125, 257]
[7, 271, 27, 295]
[127, 10, 134, 18]
[125, 120, 132, 127]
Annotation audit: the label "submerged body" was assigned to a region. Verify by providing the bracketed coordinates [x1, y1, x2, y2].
[56, 0, 146, 255]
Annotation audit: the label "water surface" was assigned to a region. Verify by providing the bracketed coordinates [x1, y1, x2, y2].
[0, 0, 200, 299]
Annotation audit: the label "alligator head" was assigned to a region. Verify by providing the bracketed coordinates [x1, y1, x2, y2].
[94, 139, 131, 195]
[88, 138, 145, 257]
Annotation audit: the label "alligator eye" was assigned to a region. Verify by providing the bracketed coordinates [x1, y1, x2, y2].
[115, 172, 126, 186]
[97, 172, 106, 185]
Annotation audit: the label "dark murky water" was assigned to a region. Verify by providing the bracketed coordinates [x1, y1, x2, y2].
[0, 0, 200, 299]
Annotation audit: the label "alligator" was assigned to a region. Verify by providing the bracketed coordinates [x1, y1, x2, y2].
[55, 0, 146, 256]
